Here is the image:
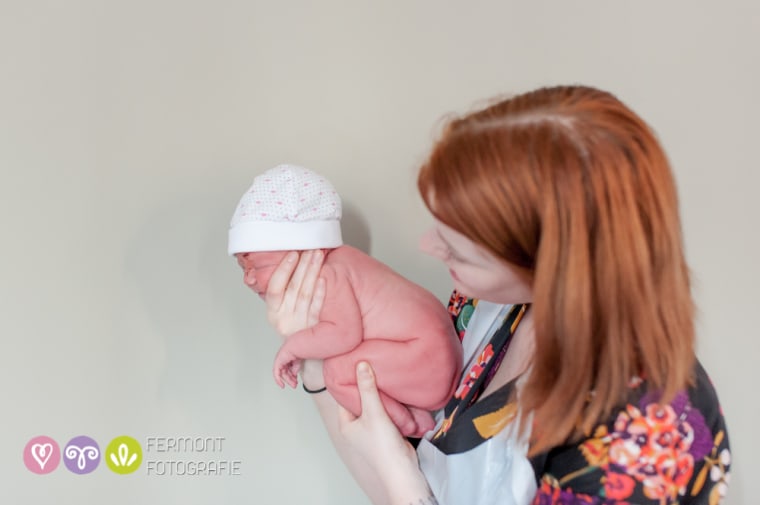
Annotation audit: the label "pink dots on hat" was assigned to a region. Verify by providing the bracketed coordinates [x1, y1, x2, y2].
[229, 164, 343, 252]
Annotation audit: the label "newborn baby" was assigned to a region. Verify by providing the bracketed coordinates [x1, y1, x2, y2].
[229, 164, 462, 437]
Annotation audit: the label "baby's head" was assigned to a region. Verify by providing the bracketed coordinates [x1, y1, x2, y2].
[228, 164, 342, 297]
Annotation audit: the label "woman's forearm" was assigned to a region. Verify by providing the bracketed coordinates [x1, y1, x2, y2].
[379, 461, 437, 505]
[301, 359, 391, 505]
[302, 360, 437, 505]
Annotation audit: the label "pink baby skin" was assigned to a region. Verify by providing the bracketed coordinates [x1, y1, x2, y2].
[237, 246, 462, 437]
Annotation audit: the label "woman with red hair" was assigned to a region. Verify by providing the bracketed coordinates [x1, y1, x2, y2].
[264, 85, 731, 504]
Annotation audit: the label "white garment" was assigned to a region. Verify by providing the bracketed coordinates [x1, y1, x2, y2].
[417, 302, 537, 505]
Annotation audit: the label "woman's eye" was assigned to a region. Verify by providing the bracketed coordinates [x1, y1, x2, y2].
[447, 249, 465, 262]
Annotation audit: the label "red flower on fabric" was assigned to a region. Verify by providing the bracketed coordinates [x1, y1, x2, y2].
[454, 344, 494, 399]
[604, 472, 636, 500]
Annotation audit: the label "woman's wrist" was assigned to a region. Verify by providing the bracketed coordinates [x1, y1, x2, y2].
[300, 359, 325, 391]
[383, 462, 436, 505]
[372, 442, 433, 505]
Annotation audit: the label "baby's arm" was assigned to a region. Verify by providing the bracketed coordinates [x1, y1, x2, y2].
[273, 271, 364, 388]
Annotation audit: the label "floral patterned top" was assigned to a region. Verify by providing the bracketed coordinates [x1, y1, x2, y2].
[443, 291, 731, 505]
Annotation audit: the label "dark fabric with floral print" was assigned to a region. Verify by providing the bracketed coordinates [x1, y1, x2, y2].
[431, 303, 527, 454]
[443, 291, 731, 505]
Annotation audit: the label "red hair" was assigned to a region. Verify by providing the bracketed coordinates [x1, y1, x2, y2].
[418, 86, 695, 455]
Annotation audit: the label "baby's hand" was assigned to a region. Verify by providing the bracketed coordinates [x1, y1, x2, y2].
[287, 360, 303, 386]
[273, 347, 300, 389]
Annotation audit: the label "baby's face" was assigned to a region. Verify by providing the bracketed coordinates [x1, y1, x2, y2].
[235, 251, 289, 297]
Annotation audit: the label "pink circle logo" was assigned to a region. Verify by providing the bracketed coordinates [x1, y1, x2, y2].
[23, 436, 61, 474]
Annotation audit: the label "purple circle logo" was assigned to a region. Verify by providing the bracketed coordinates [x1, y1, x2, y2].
[23, 436, 61, 474]
[63, 436, 100, 474]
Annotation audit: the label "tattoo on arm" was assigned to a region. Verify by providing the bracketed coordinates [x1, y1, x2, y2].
[410, 497, 438, 505]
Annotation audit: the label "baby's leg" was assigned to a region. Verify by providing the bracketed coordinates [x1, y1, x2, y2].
[408, 407, 436, 435]
[326, 339, 456, 409]
[323, 356, 422, 437]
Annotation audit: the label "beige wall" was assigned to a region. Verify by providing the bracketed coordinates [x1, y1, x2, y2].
[1, 1, 756, 503]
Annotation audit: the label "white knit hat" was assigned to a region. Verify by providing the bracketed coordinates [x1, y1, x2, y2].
[228, 164, 343, 255]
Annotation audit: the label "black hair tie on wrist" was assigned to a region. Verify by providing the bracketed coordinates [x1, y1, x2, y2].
[302, 383, 327, 394]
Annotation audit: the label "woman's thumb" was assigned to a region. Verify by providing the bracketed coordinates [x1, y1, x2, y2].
[355, 361, 383, 415]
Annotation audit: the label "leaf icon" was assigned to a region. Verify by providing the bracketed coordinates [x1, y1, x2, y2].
[105, 436, 142, 474]
[117, 443, 130, 466]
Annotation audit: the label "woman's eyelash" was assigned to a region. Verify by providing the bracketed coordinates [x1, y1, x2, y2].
[446, 249, 465, 262]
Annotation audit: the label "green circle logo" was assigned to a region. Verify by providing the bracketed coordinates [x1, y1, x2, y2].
[104, 436, 142, 474]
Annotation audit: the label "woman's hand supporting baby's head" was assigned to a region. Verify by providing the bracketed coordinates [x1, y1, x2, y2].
[262, 249, 326, 339]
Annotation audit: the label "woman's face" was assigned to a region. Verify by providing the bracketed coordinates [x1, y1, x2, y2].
[235, 251, 287, 297]
[419, 219, 533, 304]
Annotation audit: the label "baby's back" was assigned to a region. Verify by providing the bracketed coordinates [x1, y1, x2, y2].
[325, 245, 453, 340]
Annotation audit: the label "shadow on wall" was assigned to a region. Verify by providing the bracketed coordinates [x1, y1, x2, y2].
[341, 199, 372, 254]
[122, 180, 254, 418]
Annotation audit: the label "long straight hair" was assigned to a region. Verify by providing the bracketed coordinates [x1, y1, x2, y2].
[418, 86, 695, 455]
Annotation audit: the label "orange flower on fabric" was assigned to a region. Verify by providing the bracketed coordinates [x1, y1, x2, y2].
[580, 425, 610, 467]
[609, 403, 695, 500]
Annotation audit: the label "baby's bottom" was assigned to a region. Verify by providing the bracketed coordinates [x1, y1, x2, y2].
[322, 339, 456, 437]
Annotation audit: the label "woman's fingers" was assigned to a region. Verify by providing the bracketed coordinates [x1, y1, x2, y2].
[295, 249, 324, 318]
[265, 250, 325, 336]
[281, 250, 314, 312]
[307, 276, 326, 327]
[265, 251, 299, 311]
